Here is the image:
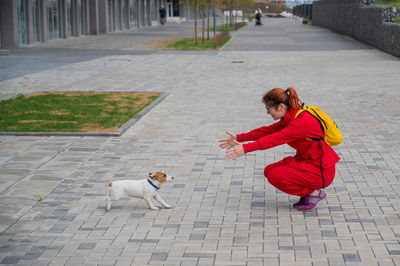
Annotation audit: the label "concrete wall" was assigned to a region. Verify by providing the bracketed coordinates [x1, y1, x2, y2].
[313, 0, 400, 58]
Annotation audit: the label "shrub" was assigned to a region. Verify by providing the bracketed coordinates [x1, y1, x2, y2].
[213, 31, 230, 49]
[234, 22, 247, 30]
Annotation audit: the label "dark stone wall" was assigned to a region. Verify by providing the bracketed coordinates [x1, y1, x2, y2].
[313, 0, 400, 58]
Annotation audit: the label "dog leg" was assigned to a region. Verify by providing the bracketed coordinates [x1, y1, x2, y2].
[155, 194, 171, 209]
[106, 186, 112, 211]
[106, 199, 112, 211]
[144, 197, 159, 210]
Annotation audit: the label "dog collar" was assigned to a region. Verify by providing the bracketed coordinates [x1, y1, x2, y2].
[147, 179, 160, 190]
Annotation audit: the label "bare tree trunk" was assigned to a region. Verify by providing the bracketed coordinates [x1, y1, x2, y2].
[207, 7, 210, 40]
[194, 0, 198, 45]
[201, 8, 205, 44]
[224, 4, 227, 27]
[230, 0, 233, 26]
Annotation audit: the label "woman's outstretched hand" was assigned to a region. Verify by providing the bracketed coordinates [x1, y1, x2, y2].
[219, 131, 245, 160]
[218, 131, 238, 149]
[225, 140, 244, 160]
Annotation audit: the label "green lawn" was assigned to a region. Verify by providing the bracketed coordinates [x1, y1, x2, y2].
[166, 36, 231, 50]
[370, 0, 400, 6]
[0, 92, 161, 132]
[209, 25, 235, 31]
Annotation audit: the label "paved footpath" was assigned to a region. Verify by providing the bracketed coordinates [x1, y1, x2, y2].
[0, 18, 400, 265]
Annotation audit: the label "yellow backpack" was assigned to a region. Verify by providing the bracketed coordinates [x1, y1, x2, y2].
[295, 105, 342, 146]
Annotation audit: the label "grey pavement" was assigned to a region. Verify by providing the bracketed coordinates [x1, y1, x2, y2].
[0, 18, 400, 265]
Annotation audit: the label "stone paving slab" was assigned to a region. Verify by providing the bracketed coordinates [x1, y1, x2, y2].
[0, 18, 400, 265]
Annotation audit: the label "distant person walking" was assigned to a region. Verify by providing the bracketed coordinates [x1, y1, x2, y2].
[255, 8, 262, 26]
[159, 5, 167, 25]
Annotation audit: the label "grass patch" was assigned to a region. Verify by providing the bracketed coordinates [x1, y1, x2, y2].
[208, 25, 235, 31]
[395, 17, 400, 23]
[235, 22, 247, 30]
[219, 35, 231, 47]
[206, 23, 246, 32]
[142, 37, 184, 50]
[0, 92, 162, 132]
[370, 0, 400, 6]
[166, 36, 231, 50]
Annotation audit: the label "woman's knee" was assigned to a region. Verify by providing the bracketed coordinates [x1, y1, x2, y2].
[264, 165, 274, 179]
[264, 166, 280, 183]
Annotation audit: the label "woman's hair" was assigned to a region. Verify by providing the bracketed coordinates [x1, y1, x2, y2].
[262, 87, 303, 110]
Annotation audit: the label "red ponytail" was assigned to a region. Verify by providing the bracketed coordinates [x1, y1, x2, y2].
[286, 87, 303, 110]
[263, 87, 303, 110]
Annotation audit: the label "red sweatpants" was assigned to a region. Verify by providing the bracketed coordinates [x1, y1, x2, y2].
[264, 156, 336, 197]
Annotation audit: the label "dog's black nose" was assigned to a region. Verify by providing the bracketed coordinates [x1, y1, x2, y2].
[172, 176, 174, 179]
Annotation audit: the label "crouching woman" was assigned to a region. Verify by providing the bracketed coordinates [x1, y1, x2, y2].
[219, 87, 340, 211]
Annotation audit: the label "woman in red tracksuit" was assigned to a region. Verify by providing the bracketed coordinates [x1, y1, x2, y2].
[219, 87, 340, 211]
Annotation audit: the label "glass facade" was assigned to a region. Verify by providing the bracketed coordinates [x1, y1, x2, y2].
[114, 0, 121, 30]
[5, 0, 180, 48]
[107, 0, 113, 31]
[32, 0, 41, 42]
[129, 0, 137, 27]
[143, 0, 147, 26]
[78, 0, 86, 35]
[18, 0, 26, 45]
[173, 0, 179, 17]
[150, 0, 155, 21]
[122, 0, 128, 29]
[47, 0, 63, 40]
[67, 0, 74, 36]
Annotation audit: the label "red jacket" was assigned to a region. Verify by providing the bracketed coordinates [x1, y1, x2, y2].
[236, 108, 340, 171]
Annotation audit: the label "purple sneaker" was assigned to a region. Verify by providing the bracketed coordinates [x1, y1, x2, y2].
[293, 196, 306, 208]
[298, 190, 326, 211]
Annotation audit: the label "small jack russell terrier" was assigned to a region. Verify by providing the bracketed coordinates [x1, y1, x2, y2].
[106, 171, 174, 211]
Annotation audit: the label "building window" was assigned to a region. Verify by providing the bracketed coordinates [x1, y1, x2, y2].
[67, 0, 74, 36]
[78, 0, 86, 35]
[47, 0, 63, 40]
[143, 0, 147, 25]
[114, 0, 121, 30]
[107, 0, 113, 31]
[32, 0, 41, 42]
[129, 0, 137, 27]
[150, 0, 155, 21]
[173, 0, 179, 16]
[122, 0, 128, 29]
[18, 0, 27, 45]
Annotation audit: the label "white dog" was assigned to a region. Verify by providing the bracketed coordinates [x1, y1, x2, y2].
[106, 171, 174, 211]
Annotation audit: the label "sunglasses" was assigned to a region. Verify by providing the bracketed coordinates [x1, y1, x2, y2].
[265, 105, 275, 113]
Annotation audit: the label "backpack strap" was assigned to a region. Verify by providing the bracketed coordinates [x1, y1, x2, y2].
[295, 109, 324, 141]
[295, 108, 325, 188]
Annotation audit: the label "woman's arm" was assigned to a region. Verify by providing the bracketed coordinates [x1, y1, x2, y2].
[236, 120, 284, 143]
[242, 114, 323, 153]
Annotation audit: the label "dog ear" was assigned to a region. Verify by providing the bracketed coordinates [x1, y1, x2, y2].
[149, 172, 153, 178]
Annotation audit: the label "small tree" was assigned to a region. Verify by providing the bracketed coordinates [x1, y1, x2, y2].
[237, 0, 254, 22]
[185, 0, 203, 45]
[194, 0, 199, 45]
[199, 0, 206, 44]
[207, 1, 211, 39]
